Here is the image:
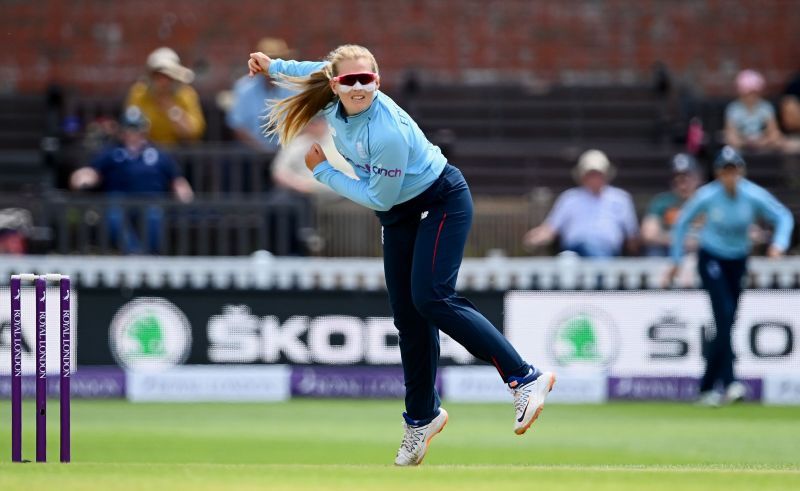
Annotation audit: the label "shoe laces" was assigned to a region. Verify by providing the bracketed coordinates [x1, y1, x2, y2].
[399, 422, 426, 455]
[512, 384, 531, 415]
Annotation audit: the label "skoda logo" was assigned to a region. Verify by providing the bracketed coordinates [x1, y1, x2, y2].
[110, 297, 192, 372]
[548, 306, 618, 368]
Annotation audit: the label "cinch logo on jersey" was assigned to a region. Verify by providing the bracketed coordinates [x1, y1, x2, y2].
[355, 163, 403, 178]
[206, 305, 472, 365]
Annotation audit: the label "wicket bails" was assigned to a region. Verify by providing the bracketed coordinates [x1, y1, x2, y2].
[10, 273, 71, 463]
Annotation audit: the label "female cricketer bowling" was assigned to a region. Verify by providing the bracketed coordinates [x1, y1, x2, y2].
[667, 146, 793, 407]
[248, 44, 555, 465]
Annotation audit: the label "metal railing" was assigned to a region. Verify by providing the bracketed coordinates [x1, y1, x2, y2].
[40, 196, 307, 256]
[1, 192, 553, 257]
[172, 145, 276, 197]
[312, 194, 552, 258]
[1, 255, 798, 291]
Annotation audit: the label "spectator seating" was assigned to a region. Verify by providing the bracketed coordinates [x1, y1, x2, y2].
[0, 95, 49, 193]
[1, 84, 798, 257]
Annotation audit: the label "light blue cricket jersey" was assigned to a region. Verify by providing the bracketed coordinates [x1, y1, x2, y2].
[671, 178, 794, 262]
[269, 59, 447, 211]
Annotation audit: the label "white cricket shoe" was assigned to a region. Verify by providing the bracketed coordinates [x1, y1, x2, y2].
[695, 390, 723, 408]
[394, 408, 448, 466]
[725, 381, 747, 403]
[509, 370, 556, 435]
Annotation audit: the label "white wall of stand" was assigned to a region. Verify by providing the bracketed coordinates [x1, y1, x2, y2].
[2, 253, 799, 291]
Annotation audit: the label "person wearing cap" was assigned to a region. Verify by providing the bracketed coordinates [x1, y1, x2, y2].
[641, 153, 703, 256]
[126, 47, 206, 145]
[666, 146, 794, 407]
[69, 106, 194, 254]
[227, 38, 297, 151]
[523, 149, 639, 258]
[724, 69, 784, 152]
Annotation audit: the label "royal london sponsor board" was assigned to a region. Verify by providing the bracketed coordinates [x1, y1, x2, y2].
[763, 373, 800, 404]
[126, 365, 291, 402]
[441, 366, 606, 404]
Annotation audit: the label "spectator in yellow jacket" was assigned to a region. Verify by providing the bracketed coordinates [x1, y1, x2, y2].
[126, 47, 206, 145]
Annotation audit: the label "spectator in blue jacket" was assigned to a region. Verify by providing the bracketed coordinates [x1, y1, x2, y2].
[70, 106, 194, 254]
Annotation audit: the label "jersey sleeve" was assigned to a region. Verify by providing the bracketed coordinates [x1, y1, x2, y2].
[670, 189, 710, 263]
[269, 59, 329, 78]
[176, 86, 206, 141]
[620, 192, 639, 237]
[313, 132, 408, 211]
[545, 191, 572, 232]
[225, 80, 249, 130]
[752, 185, 794, 251]
[90, 148, 113, 173]
[160, 151, 181, 181]
[124, 82, 147, 109]
[761, 101, 776, 118]
[646, 193, 668, 218]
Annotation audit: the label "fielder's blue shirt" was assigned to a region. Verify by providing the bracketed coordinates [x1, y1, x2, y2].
[671, 178, 794, 262]
[269, 59, 447, 211]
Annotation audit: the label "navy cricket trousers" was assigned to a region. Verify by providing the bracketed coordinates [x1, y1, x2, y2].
[376, 165, 530, 422]
[697, 248, 748, 392]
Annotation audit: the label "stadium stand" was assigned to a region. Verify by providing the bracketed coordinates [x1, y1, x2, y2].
[1, 81, 797, 257]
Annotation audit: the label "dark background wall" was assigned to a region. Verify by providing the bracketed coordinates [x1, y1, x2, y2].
[1, 0, 799, 95]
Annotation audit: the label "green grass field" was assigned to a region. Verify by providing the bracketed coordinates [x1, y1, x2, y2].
[0, 400, 798, 490]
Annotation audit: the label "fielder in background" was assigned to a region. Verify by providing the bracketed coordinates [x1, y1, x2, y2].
[666, 146, 794, 407]
[248, 44, 556, 466]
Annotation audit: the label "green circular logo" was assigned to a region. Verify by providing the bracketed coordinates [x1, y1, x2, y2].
[548, 307, 618, 368]
[110, 298, 192, 372]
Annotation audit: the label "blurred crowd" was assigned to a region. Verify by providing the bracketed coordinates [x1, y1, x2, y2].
[2, 41, 798, 258]
[521, 67, 799, 259]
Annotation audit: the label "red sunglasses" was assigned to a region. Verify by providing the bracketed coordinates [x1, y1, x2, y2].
[332, 72, 378, 86]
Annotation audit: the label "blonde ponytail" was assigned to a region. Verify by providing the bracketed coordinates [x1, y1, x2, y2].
[265, 44, 379, 146]
[265, 66, 335, 146]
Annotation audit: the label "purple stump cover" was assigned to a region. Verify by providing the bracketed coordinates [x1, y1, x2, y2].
[60, 277, 71, 463]
[10, 276, 22, 462]
[35, 277, 46, 463]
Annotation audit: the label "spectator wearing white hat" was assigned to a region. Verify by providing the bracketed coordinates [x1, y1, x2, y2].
[724, 69, 784, 152]
[126, 47, 206, 145]
[523, 149, 639, 258]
